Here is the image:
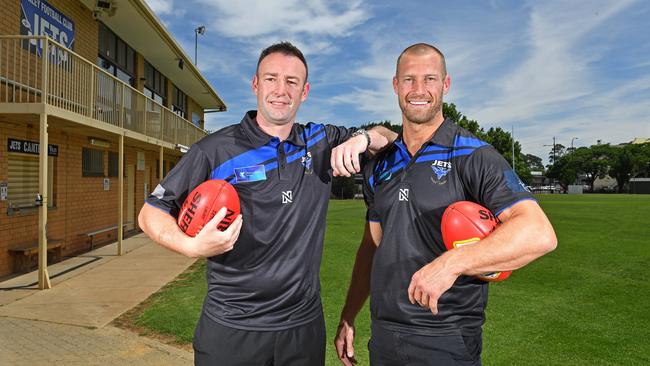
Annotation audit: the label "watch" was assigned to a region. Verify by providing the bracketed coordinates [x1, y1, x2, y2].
[351, 129, 371, 149]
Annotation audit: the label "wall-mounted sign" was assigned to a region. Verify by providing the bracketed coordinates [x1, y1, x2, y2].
[103, 178, 110, 191]
[0, 182, 7, 201]
[8, 138, 58, 156]
[20, 0, 75, 57]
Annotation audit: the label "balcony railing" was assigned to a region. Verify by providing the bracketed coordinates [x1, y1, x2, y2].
[0, 35, 207, 147]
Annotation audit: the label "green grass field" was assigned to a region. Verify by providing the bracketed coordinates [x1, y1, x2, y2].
[123, 195, 650, 365]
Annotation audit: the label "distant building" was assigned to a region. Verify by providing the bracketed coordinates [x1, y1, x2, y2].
[630, 137, 650, 145]
[630, 178, 650, 194]
[0, 0, 226, 280]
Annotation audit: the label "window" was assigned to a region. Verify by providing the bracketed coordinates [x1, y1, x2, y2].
[97, 22, 135, 86]
[191, 112, 202, 127]
[144, 61, 167, 105]
[172, 85, 187, 118]
[108, 151, 119, 177]
[7, 154, 56, 209]
[82, 148, 104, 177]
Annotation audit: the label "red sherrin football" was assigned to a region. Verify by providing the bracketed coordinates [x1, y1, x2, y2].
[441, 201, 511, 282]
[177, 180, 240, 237]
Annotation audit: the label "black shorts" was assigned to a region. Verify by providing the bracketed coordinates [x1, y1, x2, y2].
[193, 312, 325, 366]
[369, 324, 482, 366]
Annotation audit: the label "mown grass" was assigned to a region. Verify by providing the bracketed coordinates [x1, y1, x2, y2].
[119, 195, 650, 365]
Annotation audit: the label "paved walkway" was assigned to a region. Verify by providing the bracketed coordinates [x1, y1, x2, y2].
[0, 233, 196, 365]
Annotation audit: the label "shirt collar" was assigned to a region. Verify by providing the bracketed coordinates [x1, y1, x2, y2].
[395, 117, 455, 148]
[240, 110, 306, 148]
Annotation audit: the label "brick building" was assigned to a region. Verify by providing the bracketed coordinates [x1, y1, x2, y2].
[0, 0, 226, 285]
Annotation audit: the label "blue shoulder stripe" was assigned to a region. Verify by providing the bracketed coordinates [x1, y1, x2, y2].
[284, 142, 302, 155]
[286, 148, 306, 164]
[454, 135, 487, 149]
[305, 123, 325, 140]
[420, 144, 452, 154]
[415, 148, 477, 163]
[306, 130, 326, 149]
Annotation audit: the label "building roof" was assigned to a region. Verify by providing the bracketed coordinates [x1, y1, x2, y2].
[80, 0, 226, 111]
[630, 137, 650, 145]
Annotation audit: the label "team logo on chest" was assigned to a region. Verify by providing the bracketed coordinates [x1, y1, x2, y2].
[282, 190, 293, 204]
[398, 188, 409, 201]
[430, 160, 452, 185]
[301, 151, 313, 175]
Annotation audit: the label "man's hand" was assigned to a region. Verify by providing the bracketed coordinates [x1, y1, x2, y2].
[334, 318, 357, 365]
[407, 253, 461, 315]
[331, 134, 368, 177]
[186, 207, 243, 258]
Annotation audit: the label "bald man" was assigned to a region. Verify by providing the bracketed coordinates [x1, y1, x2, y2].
[334, 43, 557, 365]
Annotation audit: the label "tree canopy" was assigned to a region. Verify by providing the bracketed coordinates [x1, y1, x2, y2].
[546, 142, 650, 192]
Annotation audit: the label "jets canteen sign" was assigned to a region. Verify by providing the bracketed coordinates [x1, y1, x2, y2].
[8, 138, 58, 156]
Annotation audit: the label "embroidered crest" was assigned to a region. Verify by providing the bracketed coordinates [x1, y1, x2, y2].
[301, 151, 313, 174]
[430, 160, 451, 185]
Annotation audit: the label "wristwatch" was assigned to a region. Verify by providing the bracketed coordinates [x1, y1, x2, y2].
[351, 129, 371, 149]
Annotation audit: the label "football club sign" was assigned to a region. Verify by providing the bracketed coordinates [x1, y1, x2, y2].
[20, 0, 75, 58]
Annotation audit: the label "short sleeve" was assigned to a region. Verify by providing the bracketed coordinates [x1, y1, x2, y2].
[145, 144, 212, 217]
[324, 124, 355, 148]
[362, 157, 381, 222]
[460, 146, 534, 216]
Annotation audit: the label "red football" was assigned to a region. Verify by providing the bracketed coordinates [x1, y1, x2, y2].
[177, 180, 240, 237]
[441, 201, 511, 282]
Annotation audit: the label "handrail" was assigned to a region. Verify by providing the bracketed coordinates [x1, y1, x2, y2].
[0, 35, 208, 147]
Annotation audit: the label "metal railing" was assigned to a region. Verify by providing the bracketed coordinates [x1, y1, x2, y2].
[0, 35, 207, 147]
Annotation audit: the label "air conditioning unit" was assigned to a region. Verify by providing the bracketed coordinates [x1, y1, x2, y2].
[96, 0, 112, 10]
[94, 0, 117, 17]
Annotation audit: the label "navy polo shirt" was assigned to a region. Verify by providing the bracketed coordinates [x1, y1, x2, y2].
[363, 118, 534, 336]
[146, 111, 353, 331]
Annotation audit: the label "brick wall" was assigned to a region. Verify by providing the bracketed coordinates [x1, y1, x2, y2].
[0, 1, 204, 276]
[0, 117, 168, 276]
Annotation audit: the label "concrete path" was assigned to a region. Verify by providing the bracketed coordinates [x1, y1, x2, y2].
[0, 233, 196, 365]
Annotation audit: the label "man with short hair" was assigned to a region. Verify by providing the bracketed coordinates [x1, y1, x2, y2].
[139, 41, 395, 365]
[334, 43, 557, 365]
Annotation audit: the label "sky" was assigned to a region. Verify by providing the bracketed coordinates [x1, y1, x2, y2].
[145, 0, 650, 163]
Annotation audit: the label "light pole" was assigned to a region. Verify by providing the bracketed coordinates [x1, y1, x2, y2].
[194, 26, 205, 66]
[571, 137, 579, 150]
[544, 136, 557, 164]
[511, 125, 515, 169]
[544, 137, 557, 192]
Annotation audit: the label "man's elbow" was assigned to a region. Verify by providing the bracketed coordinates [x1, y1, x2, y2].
[538, 225, 558, 255]
[138, 204, 152, 234]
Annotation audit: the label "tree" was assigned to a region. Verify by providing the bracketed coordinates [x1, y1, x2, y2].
[607, 146, 638, 193]
[524, 154, 544, 171]
[546, 154, 579, 192]
[635, 143, 650, 178]
[548, 144, 566, 165]
[360, 120, 401, 134]
[482, 127, 531, 184]
[331, 175, 356, 199]
[571, 145, 610, 191]
[443, 103, 483, 137]
[604, 143, 650, 192]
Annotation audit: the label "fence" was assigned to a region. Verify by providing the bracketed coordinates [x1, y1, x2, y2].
[0, 35, 206, 147]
